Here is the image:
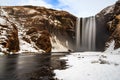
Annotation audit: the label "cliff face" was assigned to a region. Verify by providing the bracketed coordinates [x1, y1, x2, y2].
[96, 0, 120, 50]
[95, 5, 115, 51]
[0, 14, 19, 54]
[106, 0, 120, 49]
[0, 6, 76, 54]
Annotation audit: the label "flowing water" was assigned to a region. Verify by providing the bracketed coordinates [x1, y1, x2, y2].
[76, 18, 81, 51]
[76, 16, 96, 51]
[0, 53, 68, 80]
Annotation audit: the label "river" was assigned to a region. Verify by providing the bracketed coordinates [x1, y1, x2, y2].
[0, 53, 69, 80]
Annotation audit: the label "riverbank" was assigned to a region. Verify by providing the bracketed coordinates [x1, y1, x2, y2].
[54, 52, 120, 80]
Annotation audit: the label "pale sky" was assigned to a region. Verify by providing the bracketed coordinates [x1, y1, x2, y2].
[0, 0, 118, 17]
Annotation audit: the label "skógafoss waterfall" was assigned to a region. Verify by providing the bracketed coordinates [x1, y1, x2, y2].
[76, 16, 96, 51]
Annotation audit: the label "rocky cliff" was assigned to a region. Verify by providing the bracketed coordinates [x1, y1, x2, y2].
[96, 0, 120, 50]
[96, 5, 115, 51]
[106, 0, 120, 49]
[0, 6, 76, 54]
[0, 11, 19, 54]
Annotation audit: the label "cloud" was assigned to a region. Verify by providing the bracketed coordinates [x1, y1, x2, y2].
[0, 0, 117, 17]
[0, 0, 53, 8]
[19, 0, 53, 8]
[57, 0, 117, 17]
[0, 0, 18, 6]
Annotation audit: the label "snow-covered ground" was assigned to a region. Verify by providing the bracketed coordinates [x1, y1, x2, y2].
[54, 40, 120, 80]
[54, 52, 120, 80]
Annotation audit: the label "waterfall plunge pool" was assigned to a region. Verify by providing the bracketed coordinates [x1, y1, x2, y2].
[0, 53, 69, 80]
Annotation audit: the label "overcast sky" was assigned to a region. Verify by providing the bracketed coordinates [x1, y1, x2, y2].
[0, 0, 118, 17]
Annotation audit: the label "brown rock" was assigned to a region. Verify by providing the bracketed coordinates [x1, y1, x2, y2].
[36, 30, 52, 53]
[0, 18, 19, 54]
[1, 6, 76, 53]
[106, 14, 120, 49]
[96, 0, 120, 50]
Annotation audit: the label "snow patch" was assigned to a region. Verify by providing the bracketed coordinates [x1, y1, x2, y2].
[19, 39, 43, 53]
[0, 45, 8, 54]
[50, 36, 68, 52]
[105, 40, 120, 54]
[104, 6, 114, 15]
[28, 9, 37, 14]
[0, 52, 4, 55]
[0, 17, 7, 25]
[105, 40, 115, 52]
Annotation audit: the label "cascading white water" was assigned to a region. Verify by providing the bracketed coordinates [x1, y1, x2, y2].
[76, 16, 96, 51]
[76, 18, 81, 51]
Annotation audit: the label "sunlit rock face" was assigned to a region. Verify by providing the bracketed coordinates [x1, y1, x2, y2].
[0, 6, 76, 53]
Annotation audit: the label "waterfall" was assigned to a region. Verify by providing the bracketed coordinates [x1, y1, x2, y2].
[76, 16, 96, 51]
[76, 18, 80, 51]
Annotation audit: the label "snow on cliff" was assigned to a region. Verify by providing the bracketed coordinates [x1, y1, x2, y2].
[18, 39, 44, 53]
[50, 36, 68, 52]
[0, 7, 45, 54]
[105, 40, 120, 54]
